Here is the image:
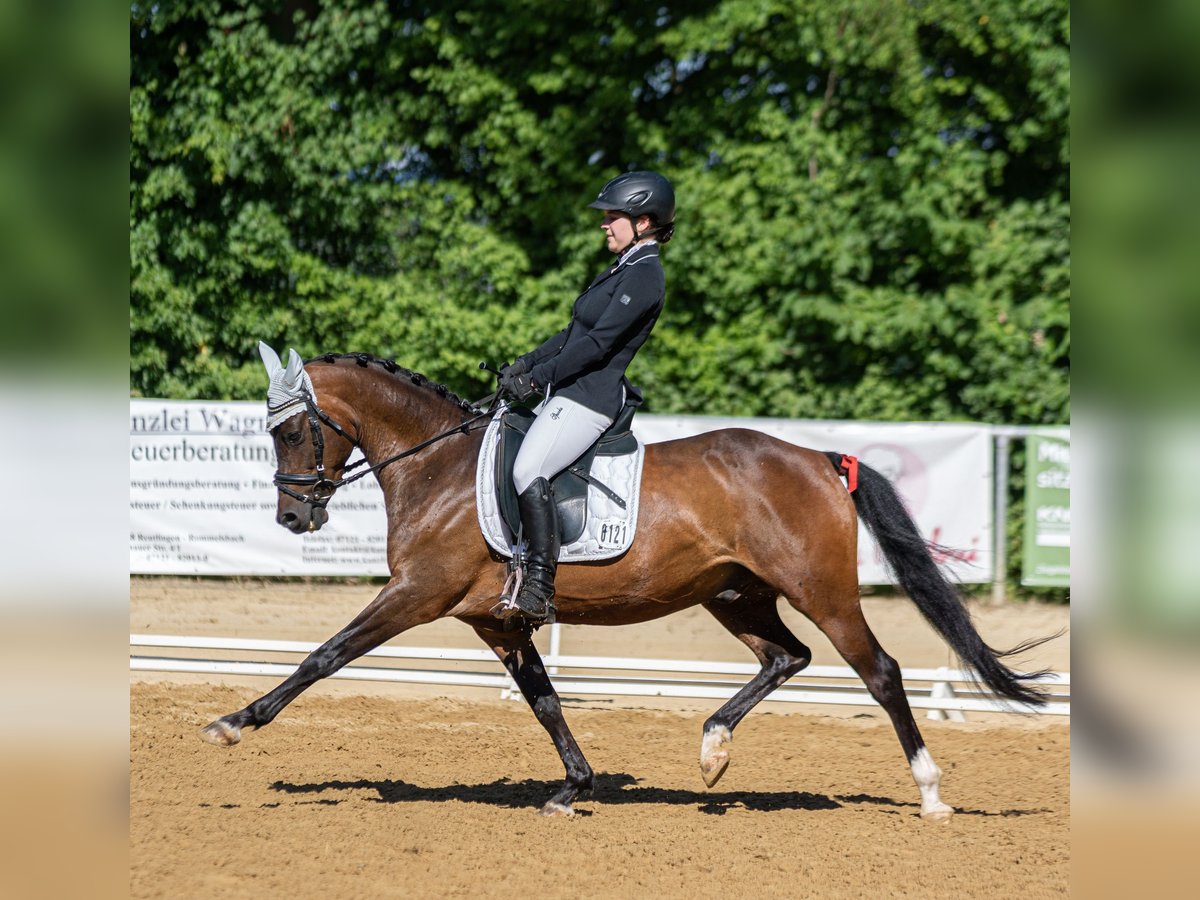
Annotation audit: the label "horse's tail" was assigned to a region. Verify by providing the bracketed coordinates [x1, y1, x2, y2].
[823, 451, 1050, 707]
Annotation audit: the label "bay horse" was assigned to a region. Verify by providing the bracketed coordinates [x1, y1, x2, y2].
[201, 351, 1048, 821]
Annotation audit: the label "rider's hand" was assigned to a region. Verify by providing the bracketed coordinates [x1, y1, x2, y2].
[500, 358, 528, 377]
[499, 369, 538, 402]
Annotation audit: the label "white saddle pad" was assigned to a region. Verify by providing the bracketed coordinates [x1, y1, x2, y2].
[475, 412, 645, 562]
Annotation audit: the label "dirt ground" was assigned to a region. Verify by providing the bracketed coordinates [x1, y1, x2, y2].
[130, 578, 1070, 898]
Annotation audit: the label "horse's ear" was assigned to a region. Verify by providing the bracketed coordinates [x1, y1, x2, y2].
[283, 349, 305, 390]
[258, 341, 283, 378]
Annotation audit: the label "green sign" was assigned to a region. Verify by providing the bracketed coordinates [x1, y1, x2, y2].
[1022, 433, 1070, 586]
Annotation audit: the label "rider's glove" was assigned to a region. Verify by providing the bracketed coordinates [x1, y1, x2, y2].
[499, 369, 539, 402]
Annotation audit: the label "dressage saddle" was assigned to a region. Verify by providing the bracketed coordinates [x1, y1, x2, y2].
[495, 403, 638, 545]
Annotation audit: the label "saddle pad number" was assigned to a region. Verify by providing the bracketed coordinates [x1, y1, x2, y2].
[597, 519, 629, 549]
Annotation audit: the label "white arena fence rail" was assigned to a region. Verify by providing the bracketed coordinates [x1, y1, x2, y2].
[130, 633, 1070, 719]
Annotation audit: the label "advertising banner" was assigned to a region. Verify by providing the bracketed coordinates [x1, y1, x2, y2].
[130, 401, 994, 583]
[130, 401, 390, 575]
[1021, 432, 1071, 586]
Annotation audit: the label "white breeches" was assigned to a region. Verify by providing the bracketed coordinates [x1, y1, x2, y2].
[512, 396, 614, 495]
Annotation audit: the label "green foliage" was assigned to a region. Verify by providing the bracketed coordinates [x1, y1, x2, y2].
[131, 1, 1069, 593]
[132, 0, 1069, 417]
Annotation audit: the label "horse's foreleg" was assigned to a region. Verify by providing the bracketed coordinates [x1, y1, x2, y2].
[698, 597, 812, 787]
[474, 624, 594, 817]
[200, 579, 443, 746]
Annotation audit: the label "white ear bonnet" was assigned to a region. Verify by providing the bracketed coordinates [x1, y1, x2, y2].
[258, 341, 317, 431]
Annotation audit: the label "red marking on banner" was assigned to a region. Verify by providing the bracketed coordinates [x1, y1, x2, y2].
[928, 527, 980, 564]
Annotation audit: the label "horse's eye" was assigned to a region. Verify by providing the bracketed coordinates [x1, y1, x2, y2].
[283, 430, 304, 446]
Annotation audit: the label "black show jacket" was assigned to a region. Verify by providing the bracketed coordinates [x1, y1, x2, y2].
[517, 243, 665, 420]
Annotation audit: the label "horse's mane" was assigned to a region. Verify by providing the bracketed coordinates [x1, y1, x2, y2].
[308, 353, 480, 415]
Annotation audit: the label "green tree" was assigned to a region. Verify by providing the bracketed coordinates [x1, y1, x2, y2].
[131, 0, 1069, 428]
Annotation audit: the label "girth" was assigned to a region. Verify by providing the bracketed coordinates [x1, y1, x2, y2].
[495, 403, 638, 545]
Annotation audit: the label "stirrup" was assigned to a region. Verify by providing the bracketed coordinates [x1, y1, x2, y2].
[491, 562, 526, 620]
[491, 569, 556, 625]
[492, 587, 556, 625]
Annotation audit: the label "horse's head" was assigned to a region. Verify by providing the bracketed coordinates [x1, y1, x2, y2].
[259, 342, 357, 534]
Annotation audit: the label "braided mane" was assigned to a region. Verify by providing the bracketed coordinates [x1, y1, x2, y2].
[308, 353, 481, 414]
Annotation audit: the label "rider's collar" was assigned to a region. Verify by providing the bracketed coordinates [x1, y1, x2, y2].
[617, 239, 658, 267]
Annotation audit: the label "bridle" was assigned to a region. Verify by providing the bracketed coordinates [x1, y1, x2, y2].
[272, 390, 492, 509]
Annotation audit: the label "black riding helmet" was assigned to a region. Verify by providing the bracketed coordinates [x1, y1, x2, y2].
[588, 171, 675, 243]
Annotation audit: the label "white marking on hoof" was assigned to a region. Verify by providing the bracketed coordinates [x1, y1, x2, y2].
[538, 801, 574, 818]
[910, 746, 953, 821]
[920, 804, 955, 824]
[200, 718, 242, 747]
[699, 725, 732, 788]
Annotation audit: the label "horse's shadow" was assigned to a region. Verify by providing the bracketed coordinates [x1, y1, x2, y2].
[834, 793, 1050, 818]
[268, 772, 842, 815]
[260, 777, 1049, 818]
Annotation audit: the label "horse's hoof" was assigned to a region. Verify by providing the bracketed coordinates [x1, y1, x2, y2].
[200, 718, 242, 747]
[920, 803, 955, 824]
[539, 801, 574, 818]
[699, 725, 732, 788]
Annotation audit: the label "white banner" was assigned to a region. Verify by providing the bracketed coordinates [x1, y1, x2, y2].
[130, 401, 390, 575]
[130, 401, 993, 583]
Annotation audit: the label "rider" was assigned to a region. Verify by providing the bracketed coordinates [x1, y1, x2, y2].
[497, 170, 675, 623]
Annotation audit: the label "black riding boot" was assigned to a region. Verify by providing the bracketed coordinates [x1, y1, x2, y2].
[511, 477, 559, 622]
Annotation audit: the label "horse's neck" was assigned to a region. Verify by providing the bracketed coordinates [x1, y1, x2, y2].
[334, 369, 465, 466]
[335, 370, 479, 515]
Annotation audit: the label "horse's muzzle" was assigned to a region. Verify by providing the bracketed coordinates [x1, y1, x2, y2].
[278, 505, 328, 534]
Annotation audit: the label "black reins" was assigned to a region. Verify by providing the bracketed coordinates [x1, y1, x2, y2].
[272, 390, 492, 508]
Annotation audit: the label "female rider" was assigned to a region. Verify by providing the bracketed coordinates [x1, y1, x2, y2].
[497, 170, 675, 623]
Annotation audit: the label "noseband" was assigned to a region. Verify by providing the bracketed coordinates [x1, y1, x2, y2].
[272, 391, 491, 509]
[272, 394, 356, 509]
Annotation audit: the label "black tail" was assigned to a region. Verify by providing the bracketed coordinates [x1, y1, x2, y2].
[824, 452, 1050, 707]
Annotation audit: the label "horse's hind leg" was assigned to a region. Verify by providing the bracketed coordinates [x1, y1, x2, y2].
[698, 595, 812, 787]
[801, 597, 955, 822]
[200, 578, 443, 746]
[474, 624, 594, 817]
